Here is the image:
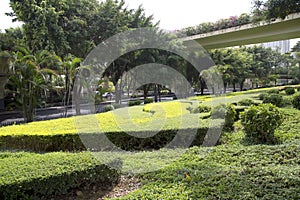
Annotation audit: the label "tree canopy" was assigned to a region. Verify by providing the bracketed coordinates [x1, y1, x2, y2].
[8, 0, 155, 58]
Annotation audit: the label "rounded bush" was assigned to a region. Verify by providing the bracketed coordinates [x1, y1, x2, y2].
[292, 93, 300, 110]
[144, 98, 154, 104]
[103, 105, 114, 112]
[240, 104, 283, 144]
[237, 98, 256, 106]
[112, 103, 121, 109]
[211, 104, 236, 130]
[128, 100, 142, 106]
[263, 93, 283, 107]
[284, 87, 295, 95]
[282, 96, 292, 107]
[192, 104, 211, 113]
[267, 89, 279, 94]
[258, 93, 268, 100]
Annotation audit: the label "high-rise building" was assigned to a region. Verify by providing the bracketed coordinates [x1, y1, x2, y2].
[263, 40, 290, 54]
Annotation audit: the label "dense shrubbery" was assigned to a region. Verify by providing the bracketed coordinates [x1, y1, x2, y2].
[263, 93, 283, 107]
[237, 98, 257, 106]
[211, 104, 236, 130]
[284, 87, 295, 95]
[258, 92, 268, 100]
[0, 152, 119, 199]
[240, 104, 284, 144]
[128, 100, 142, 106]
[180, 13, 251, 36]
[292, 93, 300, 110]
[122, 144, 300, 199]
[144, 98, 154, 104]
[190, 104, 211, 113]
[266, 89, 280, 94]
[103, 105, 114, 112]
[0, 120, 224, 152]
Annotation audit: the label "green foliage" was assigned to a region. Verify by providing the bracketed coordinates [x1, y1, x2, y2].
[292, 93, 300, 110]
[105, 127, 214, 151]
[9, 0, 155, 57]
[144, 98, 154, 104]
[237, 98, 257, 106]
[112, 103, 121, 109]
[211, 104, 236, 130]
[0, 152, 119, 199]
[266, 88, 280, 94]
[180, 13, 251, 36]
[258, 92, 268, 100]
[240, 104, 284, 144]
[190, 104, 211, 113]
[128, 100, 142, 107]
[284, 87, 295, 95]
[8, 48, 59, 122]
[120, 144, 300, 199]
[103, 105, 114, 112]
[263, 93, 284, 107]
[282, 95, 292, 107]
[0, 28, 25, 51]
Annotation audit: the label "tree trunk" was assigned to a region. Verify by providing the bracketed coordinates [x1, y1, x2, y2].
[143, 85, 150, 100]
[154, 84, 158, 102]
[233, 82, 236, 92]
[239, 81, 244, 91]
[223, 83, 227, 94]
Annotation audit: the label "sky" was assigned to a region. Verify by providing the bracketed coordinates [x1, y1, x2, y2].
[0, 0, 299, 46]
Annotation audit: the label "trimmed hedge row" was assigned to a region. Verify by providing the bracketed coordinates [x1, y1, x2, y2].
[0, 122, 224, 152]
[0, 152, 119, 199]
[0, 134, 86, 152]
[105, 127, 221, 151]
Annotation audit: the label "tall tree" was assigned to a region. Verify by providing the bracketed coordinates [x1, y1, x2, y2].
[8, 0, 155, 58]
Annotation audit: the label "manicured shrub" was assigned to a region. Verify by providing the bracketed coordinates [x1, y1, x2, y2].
[125, 144, 300, 199]
[144, 98, 154, 104]
[103, 105, 114, 112]
[292, 93, 300, 110]
[263, 93, 283, 107]
[0, 121, 224, 152]
[240, 103, 284, 144]
[284, 87, 295, 95]
[282, 96, 292, 107]
[112, 103, 121, 109]
[234, 106, 247, 120]
[267, 89, 280, 94]
[258, 93, 268, 100]
[191, 104, 211, 113]
[128, 100, 142, 106]
[211, 104, 236, 130]
[0, 152, 119, 199]
[237, 98, 257, 106]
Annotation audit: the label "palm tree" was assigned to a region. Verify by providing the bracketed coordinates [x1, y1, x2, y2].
[9, 48, 56, 122]
[61, 54, 81, 117]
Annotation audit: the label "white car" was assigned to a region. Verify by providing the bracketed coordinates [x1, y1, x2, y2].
[102, 92, 113, 98]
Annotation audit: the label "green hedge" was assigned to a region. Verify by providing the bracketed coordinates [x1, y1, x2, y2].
[0, 152, 119, 199]
[0, 134, 86, 152]
[0, 125, 222, 152]
[105, 127, 220, 151]
[120, 144, 300, 199]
